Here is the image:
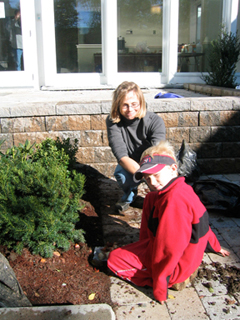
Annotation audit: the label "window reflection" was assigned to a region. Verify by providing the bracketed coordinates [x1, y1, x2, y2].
[178, 0, 223, 73]
[117, 0, 163, 72]
[0, 1, 23, 71]
[54, 0, 101, 73]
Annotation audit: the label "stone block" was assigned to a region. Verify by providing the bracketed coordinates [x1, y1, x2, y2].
[46, 115, 90, 131]
[191, 98, 232, 111]
[178, 112, 198, 127]
[201, 85, 212, 95]
[233, 97, 240, 110]
[195, 84, 204, 93]
[54, 131, 81, 143]
[188, 84, 196, 91]
[159, 113, 178, 127]
[1, 117, 45, 133]
[0, 107, 11, 117]
[198, 158, 238, 174]
[185, 142, 202, 155]
[197, 142, 222, 158]
[200, 111, 221, 126]
[148, 99, 190, 113]
[91, 115, 107, 130]
[80, 130, 103, 147]
[234, 90, 240, 97]
[56, 102, 101, 115]
[102, 130, 109, 146]
[211, 126, 240, 142]
[222, 88, 236, 96]
[189, 127, 211, 142]
[94, 147, 116, 163]
[9, 102, 56, 117]
[220, 110, 240, 126]
[101, 101, 112, 114]
[168, 127, 190, 143]
[90, 163, 116, 177]
[13, 132, 50, 146]
[211, 87, 222, 96]
[0, 133, 13, 150]
[222, 142, 240, 157]
[76, 147, 95, 163]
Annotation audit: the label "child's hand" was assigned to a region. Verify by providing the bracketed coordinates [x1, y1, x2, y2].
[219, 248, 230, 257]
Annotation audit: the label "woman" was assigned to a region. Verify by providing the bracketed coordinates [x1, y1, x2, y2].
[106, 81, 165, 212]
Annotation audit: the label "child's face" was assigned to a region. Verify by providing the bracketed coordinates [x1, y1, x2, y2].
[143, 164, 178, 191]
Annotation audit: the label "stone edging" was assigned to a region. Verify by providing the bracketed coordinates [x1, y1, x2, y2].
[184, 83, 240, 97]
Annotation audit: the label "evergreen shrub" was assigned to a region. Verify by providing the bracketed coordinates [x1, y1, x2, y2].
[202, 28, 240, 88]
[0, 138, 85, 258]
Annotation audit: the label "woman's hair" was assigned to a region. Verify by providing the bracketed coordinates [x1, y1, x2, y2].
[141, 140, 177, 162]
[110, 81, 146, 123]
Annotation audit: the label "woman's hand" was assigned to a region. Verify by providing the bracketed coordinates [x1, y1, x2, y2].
[219, 247, 230, 257]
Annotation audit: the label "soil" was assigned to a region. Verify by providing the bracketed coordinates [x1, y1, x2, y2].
[0, 167, 113, 307]
[197, 261, 240, 296]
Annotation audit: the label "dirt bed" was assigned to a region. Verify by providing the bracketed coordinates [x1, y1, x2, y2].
[0, 167, 113, 307]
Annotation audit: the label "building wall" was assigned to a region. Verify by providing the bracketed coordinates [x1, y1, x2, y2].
[0, 88, 240, 177]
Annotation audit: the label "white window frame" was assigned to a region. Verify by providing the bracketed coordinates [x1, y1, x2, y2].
[41, 0, 168, 89]
[0, 0, 38, 88]
[0, 0, 238, 89]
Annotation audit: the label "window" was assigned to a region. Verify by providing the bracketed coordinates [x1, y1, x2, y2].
[178, 0, 223, 73]
[117, 0, 163, 72]
[0, 0, 23, 72]
[54, 0, 102, 73]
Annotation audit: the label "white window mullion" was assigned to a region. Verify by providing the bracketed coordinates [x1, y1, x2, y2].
[230, 0, 239, 33]
[223, 0, 239, 33]
[163, 0, 179, 84]
[101, 0, 118, 86]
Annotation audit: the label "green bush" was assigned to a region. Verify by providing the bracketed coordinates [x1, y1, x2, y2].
[0, 138, 85, 258]
[202, 28, 240, 88]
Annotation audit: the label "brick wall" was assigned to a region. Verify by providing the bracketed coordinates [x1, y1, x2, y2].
[0, 96, 240, 177]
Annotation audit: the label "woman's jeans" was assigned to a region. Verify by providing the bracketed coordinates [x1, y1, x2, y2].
[12, 48, 23, 71]
[114, 164, 140, 203]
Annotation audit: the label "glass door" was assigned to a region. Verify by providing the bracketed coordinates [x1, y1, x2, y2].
[177, 0, 223, 73]
[55, 0, 102, 73]
[43, 0, 104, 88]
[42, 0, 166, 89]
[0, 0, 37, 88]
[117, 0, 163, 73]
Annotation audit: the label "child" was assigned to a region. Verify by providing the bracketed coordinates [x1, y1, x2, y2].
[107, 141, 229, 304]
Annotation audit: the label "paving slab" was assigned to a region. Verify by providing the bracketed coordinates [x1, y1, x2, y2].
[0, 304, 115, 320]
[114, 303, 170, 320]
[194, 275, 228, 297]
[110, 277, 155, 305]
[166, 287, 209, 320]
[201, 295, 240, 319]
[110, 277, 170, 320]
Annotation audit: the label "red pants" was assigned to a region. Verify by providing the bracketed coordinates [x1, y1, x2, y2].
[107, 239, 153, 288]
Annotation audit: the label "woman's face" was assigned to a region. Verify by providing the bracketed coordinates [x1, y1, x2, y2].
[119, 90, 140, 120]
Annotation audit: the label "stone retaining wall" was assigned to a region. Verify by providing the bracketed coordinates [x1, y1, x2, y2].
[0, 95, 240, 177]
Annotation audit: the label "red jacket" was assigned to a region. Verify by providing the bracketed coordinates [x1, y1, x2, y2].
[139, 176, 221, 302]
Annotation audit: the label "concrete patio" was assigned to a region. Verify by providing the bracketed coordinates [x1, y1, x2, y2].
[99, 172, 240, 320]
